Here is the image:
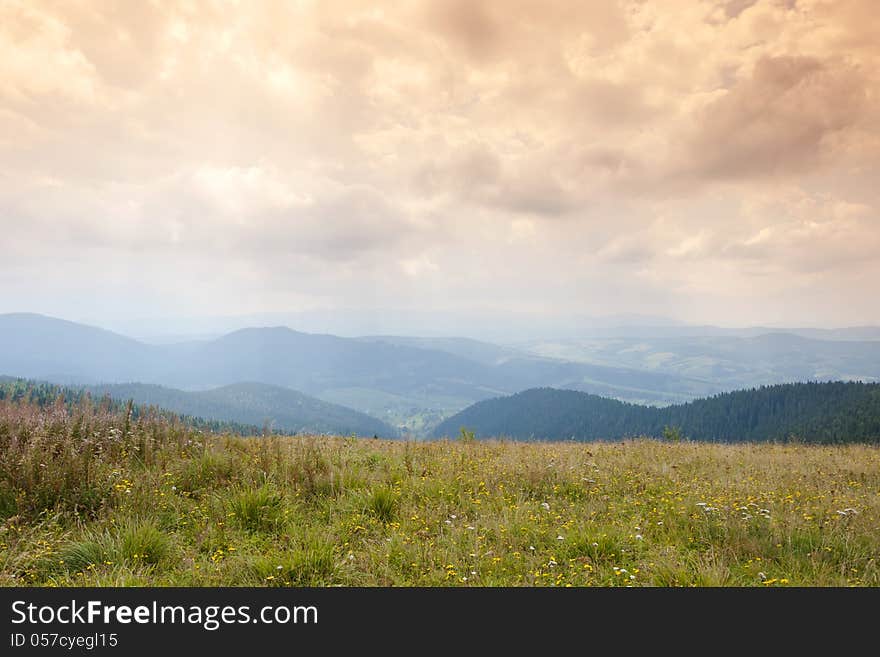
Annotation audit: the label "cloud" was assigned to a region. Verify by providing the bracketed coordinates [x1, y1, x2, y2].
[720, 191, 880, 273]
[0, 0, 878, 326]
[678, 55, 869, 181]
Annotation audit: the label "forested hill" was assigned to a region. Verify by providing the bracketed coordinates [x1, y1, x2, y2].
[85, 382, 398, 438]
[0, 378, 266, 436]
[432, 382, 880, 444]
[0, 378, 398, 438]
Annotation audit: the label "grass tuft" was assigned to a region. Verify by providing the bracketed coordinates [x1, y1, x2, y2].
[368, 487, 397, 523]
[228, 485, 285, 533]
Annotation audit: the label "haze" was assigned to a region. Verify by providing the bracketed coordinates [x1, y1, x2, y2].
[2, 0, 879, 336]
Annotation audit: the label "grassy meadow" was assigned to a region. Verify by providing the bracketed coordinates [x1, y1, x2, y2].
[1, 397, 878, 586]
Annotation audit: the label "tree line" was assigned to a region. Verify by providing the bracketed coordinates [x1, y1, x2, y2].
[433, 381, 880, 444]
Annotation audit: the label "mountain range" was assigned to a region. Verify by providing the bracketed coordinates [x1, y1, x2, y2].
[0, 313, 720, 432]
[3, 312, 880, 437]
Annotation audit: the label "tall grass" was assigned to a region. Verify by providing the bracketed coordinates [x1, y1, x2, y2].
[1, 396, 879, 586]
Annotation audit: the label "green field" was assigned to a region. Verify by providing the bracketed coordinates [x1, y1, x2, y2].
[1, 398, 878, 586]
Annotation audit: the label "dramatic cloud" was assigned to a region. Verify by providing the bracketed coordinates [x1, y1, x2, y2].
[680, 54, 869, 180]
[1, 0, 878, 330]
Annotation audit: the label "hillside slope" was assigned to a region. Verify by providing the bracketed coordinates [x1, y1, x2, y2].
[0, 377, 397, 437]
[86, 382, 399, 438]
[433, 382, 880, 443]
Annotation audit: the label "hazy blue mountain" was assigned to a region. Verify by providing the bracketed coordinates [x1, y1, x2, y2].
[531, 325, 880, 341]
[0, 315, 717, 432]
[85, 382, 398, 437]
[355, 335, 519, 366]
[522, 333, 880, 390]
[93, 309, 689, 343]
[0, 313, 159, 383]
[433, 382, 880, 443]
[5, 314, 880, 437]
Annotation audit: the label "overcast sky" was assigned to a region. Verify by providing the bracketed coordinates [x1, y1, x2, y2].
[1, 0, 878, 333]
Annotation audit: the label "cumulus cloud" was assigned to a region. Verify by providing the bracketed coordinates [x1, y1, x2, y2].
[0, 0, 878, 327]
[679, 55, 869, 181]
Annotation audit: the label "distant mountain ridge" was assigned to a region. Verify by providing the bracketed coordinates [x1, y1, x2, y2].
[433, 382, 880, 444]
[4, 313, 880, 437]
[0, 314, 721, 423]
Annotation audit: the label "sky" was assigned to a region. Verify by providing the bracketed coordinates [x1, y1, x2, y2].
[1, 0, 879, 334]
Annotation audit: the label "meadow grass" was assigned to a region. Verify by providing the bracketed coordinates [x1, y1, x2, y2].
[1, 398, 878, 586]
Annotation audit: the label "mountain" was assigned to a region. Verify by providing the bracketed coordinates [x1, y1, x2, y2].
[0, 313, 158, 383]
[0, 377, 266, 436]
[522, 332, 880, 389]
[0, 314, 719, 432]
[433, 382, 880, 444]
[92, 309, 688, 342]
[86, 382, 398, 437]
[1, 377, 397, 437]
[520, 324, 880, 341]
[355, 335, 518, 366]
[6, 314, 880, 437]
